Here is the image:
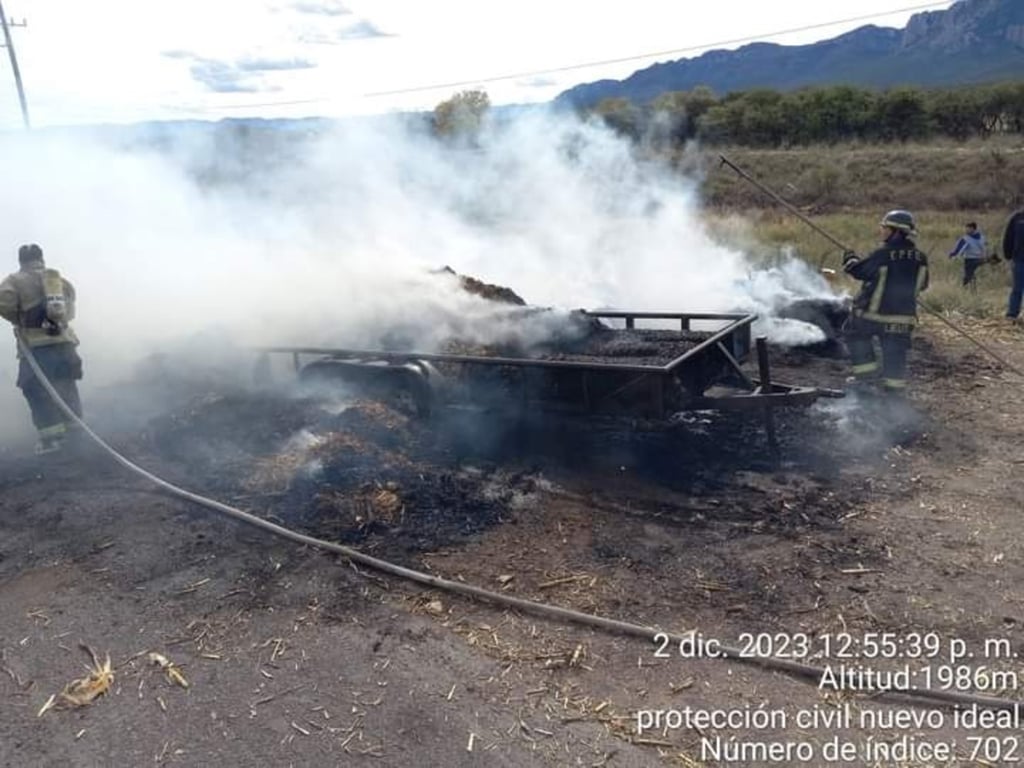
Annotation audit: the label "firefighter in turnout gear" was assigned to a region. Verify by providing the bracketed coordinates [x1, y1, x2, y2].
[0, 244, 84, 454]
[842, 210, 929, 393]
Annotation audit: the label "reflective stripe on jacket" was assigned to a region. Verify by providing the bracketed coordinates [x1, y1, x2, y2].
[843, 236, 929, 326]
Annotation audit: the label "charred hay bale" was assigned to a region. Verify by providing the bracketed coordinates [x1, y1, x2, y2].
[331, 401, 416, 450]
[303, 469, 515, 553]
[434, 265, 527, 306]
[313, 483, 404, 532]
[458, 275, 526, 306]
[147, 393, 324, 487]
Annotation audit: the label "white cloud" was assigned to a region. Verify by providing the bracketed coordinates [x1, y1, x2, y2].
[290, 0, 351, 16]
[336, 20, 393, 41]
[0, 0, 955, 128]
[236, 56, 318, 72]
[189, 59, 272, 94]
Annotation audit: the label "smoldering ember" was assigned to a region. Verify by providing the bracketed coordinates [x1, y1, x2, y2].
[3, 77, 1024, 766]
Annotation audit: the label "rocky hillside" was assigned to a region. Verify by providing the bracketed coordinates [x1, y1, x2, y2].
[555, 0, 1024, 109]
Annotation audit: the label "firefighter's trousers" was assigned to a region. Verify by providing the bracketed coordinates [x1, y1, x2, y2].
[846, 315, 912, 391]
[16, 342, 83, 440]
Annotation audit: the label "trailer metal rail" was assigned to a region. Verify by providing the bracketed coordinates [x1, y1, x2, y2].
[255, 311, 841, 437]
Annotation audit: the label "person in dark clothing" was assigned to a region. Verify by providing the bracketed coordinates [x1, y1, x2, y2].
[1003, 209, 1024, 320]
[842, 210, 929, 393]
[0, 244, 83, 454]
[948, 221, 986, 289]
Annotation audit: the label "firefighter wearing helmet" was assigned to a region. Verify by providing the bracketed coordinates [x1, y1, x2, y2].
[0, 244, 84, 454]
[842, 210, 929, 393]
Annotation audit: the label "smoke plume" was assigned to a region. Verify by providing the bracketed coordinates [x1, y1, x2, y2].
[0, 109, 838, 435]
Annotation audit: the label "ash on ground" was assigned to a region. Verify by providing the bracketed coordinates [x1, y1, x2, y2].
[148, 394, 553, 562]
[138, 276, 912, 563]
[144, 351, 879, 565]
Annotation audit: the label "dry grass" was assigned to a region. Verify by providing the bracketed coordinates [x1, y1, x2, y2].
[691, 138, 1024, 317]
[706, 208, 1015, 319]
[695, 137, 1024, 212]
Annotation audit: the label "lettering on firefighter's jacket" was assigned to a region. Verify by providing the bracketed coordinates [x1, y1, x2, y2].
[887, 249, 926, 262]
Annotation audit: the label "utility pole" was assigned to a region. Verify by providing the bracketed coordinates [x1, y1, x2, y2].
[0, 0, 29, 129]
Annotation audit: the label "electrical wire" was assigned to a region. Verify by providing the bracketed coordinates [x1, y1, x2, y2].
[177, 1, 952, 113]
[13, 329, 1024, 715]
[363, 1, 953, 97]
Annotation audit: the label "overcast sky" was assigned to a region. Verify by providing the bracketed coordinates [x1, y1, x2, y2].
[0, 0, 956, 128]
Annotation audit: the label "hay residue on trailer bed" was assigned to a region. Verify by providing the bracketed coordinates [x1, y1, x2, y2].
[534, 328, 714, 367]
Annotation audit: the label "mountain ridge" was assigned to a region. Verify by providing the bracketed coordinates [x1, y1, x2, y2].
[555, 0, 1024, 109]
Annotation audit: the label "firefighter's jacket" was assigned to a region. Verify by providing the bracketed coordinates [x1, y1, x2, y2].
[0, 262, 79, 348]
[843, 235, 929, 328]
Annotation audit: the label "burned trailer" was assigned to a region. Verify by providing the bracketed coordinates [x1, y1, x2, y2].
[256, 312, 840, 439]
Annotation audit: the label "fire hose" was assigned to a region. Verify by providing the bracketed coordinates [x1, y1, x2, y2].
[719, 154, 1024, 380]
[13, 330, 1024, 715]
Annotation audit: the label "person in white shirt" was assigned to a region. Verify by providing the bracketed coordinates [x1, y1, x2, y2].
[948, 221, 987, 288]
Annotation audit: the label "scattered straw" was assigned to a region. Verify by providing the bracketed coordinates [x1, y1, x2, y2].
[38, 648, 114, 716]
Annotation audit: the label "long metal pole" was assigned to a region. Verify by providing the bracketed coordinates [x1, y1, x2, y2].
[718, 153, 1024, 379]
[0, 0, 29, 129]
[719, 154, 846, 251]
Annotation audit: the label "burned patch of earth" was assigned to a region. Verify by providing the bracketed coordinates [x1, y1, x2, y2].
[3, 321, 1024, 766]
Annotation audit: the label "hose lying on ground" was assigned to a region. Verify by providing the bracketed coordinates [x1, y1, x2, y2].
[14, 332, 1023, 715]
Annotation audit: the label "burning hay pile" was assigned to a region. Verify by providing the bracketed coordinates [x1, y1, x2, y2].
[431, 268, 847, 366]
[423, 271, 624, 368]
[145, 270, 848, 559]
[435, 266, 527, 306]
[267, 402, 546, 555]
[150, 392, 544, 560]
[143, 273, 571, 558]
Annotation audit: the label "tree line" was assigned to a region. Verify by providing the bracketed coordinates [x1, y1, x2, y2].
[586, 82, 1024, 147]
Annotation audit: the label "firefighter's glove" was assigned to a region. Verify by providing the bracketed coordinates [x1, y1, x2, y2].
[842, 250, 858, 265]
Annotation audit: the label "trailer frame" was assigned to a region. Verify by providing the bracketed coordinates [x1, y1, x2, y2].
[256, 311, 841, 430]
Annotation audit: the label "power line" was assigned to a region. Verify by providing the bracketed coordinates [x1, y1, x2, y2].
[364, 1, 952, 98]
[168, 96, 329, 113]
[0, 0, 29, 128]
[170, 0, 952, 115]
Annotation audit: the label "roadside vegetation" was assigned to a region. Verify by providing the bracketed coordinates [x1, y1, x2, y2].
[588, 82, 1024, 147]
[693, 143, 1022, 319]
[694, 138, 1024, 211]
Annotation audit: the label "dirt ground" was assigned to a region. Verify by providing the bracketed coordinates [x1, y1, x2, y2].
[2, 318, 1023, 767]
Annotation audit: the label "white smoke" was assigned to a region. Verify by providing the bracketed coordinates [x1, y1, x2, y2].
[812, 390, 924, 455]
[0, 109, 838, 407]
